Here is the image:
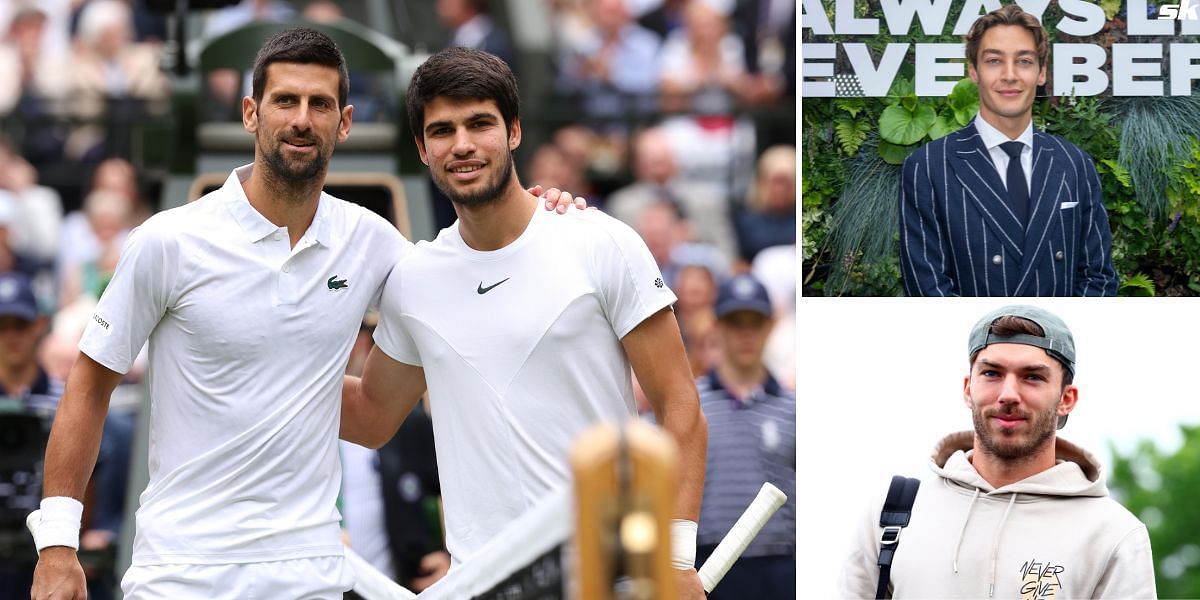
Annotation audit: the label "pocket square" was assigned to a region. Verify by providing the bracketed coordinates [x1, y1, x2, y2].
[1060, 201, 1079, 209]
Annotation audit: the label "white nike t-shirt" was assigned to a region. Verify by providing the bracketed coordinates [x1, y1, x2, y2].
[80, 165, 411, 566]
[373, 206, 676, 562]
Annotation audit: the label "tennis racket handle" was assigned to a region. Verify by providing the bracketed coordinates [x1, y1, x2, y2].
[697, 482, 787, 593]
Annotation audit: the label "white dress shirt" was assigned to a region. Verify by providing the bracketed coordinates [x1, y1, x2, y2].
[974, 116, 1033, 192]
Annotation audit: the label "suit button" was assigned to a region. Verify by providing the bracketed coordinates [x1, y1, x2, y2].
[1055, 251, 1064, 261]
[992, 255, 1002, 265]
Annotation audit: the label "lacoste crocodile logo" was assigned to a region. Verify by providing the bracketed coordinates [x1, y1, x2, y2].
[327, 276, 349, 291]
[477, 278, 510, 295]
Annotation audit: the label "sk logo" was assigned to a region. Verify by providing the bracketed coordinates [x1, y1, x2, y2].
[327, 275, 349, 291]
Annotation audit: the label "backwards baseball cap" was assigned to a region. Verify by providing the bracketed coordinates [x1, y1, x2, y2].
[968, 305, 1075, 428]
[0, 272, 39, 321]
[715, 274, 773, 319]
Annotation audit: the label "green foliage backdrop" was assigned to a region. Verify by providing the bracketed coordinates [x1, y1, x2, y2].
[1109, 426, 1200, 597]
[801, 3, 1200, 296]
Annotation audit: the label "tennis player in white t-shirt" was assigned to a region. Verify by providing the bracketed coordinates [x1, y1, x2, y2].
[31, 29, 583, 600]
[343, 47, 709, 599]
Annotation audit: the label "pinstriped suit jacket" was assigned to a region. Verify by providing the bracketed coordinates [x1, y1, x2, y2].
[899, 121, 1118, 296]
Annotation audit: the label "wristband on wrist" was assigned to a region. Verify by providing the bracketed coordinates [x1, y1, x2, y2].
[670, 519, 698, 570]
[32, 496, 84, 553]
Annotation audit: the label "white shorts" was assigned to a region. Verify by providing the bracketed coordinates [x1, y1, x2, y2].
[121, 555, 355, 599]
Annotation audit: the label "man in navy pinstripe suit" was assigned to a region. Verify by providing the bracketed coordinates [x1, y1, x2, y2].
[899, 5, 1118, 296]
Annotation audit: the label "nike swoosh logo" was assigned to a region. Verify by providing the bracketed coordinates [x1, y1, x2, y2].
[477, 278, 511, 294]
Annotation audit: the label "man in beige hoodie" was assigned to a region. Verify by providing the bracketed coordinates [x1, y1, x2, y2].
[838, 305, 1156, 599]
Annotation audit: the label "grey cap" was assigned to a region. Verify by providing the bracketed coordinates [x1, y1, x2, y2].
[968, 305, 1075, 428]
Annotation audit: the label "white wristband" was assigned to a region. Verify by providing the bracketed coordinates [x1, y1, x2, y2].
[32, 497, 84, 552]
[670, 519, 698, 570]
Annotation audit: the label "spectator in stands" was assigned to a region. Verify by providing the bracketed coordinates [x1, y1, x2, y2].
[527, 143, 592, 208]
[438, 0, 514, 68]
[556, 0, 661, 119]
[0, 194, 40, 278]
[64, 0, 169, 161]
[89, 157, 151, 225]
[0, 6, 72, 163]
[0, 136, 62, 268]
[0, 273, 54, 410]
[1, 6, 68, 116]
[58, 158, 143, 285]
[652, 0, 759, 198]
[0, 272, 59, 597]
[734, 144, 795, 263]
[607, 126, 736, 259]
[635, 199, 689, 286]
[551, 126, 605, 202]
[637, 0, 689, 38]
[671, 242, 725, 379]
[679, 309, 719, 377]
[751, 244, 795, 390]
[697, 273, 795, 600]
[58, 189, 131, 307]
[659, 0, 746, 115]
[205, 0, 295, 37]
[203, 0, 296, 119]
[730, 0, 795, 106]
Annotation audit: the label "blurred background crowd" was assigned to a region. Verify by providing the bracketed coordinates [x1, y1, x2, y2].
[0, 0, 795, 597]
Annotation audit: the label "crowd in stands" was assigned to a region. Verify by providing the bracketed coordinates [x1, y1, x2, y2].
[0, 0, 795, 596]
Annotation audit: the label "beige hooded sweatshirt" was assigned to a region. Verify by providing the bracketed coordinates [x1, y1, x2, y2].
[838, 432, 1156, 599]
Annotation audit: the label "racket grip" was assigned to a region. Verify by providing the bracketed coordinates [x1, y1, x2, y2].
[697, 482, 787, 593]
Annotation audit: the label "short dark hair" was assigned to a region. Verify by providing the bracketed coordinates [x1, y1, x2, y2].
[405, 47, 519, 139]
[251, 27, 349, 109]
[964, 4, 1050, 67]
[970, 315, 1074, 386]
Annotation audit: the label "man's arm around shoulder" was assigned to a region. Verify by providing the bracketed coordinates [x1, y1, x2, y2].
[341, 347, 427, 449]
[33, 353, 124, 600]
[621, 307, 707, 599]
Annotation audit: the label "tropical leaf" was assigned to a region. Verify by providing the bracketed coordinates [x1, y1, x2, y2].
[928, 111, 960, 140]
[835, 98, 866, 118]
[1100, 159, 1133, 189]
[878, 140, 917, 165]
[948, 79, 980, 125]
[1119, 272, 1156, 296]
[835, 117, 871, 156]
[886, 77, 915, 108]
[879, 104, 936, 146]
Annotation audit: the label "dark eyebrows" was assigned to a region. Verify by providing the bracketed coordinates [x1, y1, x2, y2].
[976, 358, 1052, 374]
[266, 89, 337, 105]
[424, 111, 498, 135]
[980, 48, 1037, 58]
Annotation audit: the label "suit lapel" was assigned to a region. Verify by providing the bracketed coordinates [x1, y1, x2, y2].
[1013, 132, 1068, 295]
[946, 122, 1024, 258]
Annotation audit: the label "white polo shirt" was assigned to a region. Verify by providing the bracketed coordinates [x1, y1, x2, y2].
[373, 206, 676, 562]
[80, 164, 411, 566]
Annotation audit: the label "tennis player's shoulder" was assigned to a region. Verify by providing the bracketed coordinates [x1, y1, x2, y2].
[565, 207, 644, 251]
[559, 206, 628, 235]
[127, 196, 215, 247]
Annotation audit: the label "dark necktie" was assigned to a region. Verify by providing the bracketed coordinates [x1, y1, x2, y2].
[1000, 141, 1029, 225]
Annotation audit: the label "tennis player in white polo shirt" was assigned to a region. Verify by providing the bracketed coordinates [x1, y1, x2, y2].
[31, 29, 582, 600]
[342, 48, 710, 599]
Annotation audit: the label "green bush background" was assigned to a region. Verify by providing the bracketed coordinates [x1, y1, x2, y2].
[801, 1, 1200, 296]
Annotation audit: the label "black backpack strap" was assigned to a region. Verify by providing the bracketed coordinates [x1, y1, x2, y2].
[876, 475, 920, 599]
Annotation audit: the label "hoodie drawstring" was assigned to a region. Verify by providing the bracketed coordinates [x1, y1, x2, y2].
[987, 493, 1018, 598]
[951, 488, 980, 574]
